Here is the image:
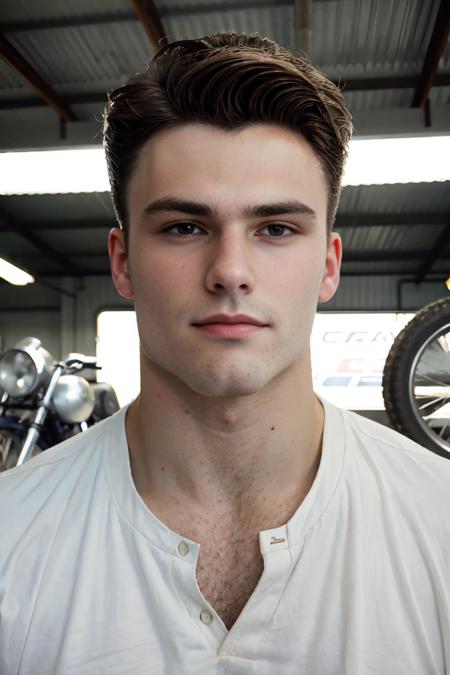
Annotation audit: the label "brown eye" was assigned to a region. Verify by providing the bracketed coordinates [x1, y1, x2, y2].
[166, 222, 203, 236]
[260, 224, 294, 237]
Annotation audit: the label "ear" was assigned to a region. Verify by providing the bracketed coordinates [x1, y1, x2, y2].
[318, 232, 342, 303]
[108, 227, 134, 300]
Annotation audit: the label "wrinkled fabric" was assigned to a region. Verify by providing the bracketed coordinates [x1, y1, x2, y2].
[1, 399, 449, 675]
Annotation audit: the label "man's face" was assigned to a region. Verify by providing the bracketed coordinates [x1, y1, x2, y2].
[109, 123, 341, 398]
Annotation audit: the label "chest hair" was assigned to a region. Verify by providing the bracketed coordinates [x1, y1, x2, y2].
[147, 494, 308, 630]
[195, 531, 264, 630]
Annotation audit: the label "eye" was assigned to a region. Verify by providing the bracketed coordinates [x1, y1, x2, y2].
[258, 223, 296, 238]
[164, 222, 205, 236]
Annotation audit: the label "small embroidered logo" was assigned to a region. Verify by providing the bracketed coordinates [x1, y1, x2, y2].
[270, 536, 286, 545]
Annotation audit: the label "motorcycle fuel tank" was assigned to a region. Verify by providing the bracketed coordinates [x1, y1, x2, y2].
[52, 375, 95, 424]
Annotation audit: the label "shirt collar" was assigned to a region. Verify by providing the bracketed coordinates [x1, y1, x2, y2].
[106, 396, 346, 554]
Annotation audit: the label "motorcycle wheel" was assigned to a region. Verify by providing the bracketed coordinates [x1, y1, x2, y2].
[0, 430, 42, 472]
[382, 296, 450, 459]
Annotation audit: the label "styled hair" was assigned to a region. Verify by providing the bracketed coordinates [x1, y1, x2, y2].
[103, 32, 352, 240]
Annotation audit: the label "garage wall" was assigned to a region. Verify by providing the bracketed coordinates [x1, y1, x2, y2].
[61, 276, 131, 358]
[325, 276, 448, 312]
[0, 274, 447, 358]
[0, 275, 128, 358]
[0, 282, 62, 356]
[0, 309, 61, 357]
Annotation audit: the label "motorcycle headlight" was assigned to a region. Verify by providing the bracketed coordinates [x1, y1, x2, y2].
[0, 337, 53, 398]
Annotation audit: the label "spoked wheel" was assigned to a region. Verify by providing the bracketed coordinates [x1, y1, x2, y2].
[0, 429, 42, 471]
[383, 297, 450, 459]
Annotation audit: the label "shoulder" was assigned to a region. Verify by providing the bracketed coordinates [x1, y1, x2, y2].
[340, 403, 450, 470]
[326, 401, 450, 527]
[0, 408, 127, 547]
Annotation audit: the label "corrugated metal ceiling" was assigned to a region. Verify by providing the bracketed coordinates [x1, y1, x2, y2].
[339, 183, 450, 214]
[339, 224, 444, 252]
[0, 0, 448, 282]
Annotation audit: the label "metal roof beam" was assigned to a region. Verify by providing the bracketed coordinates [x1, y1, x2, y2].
[340, 270, 446, 278]
[414, 220, 450, 283]
[294, 0, 312, 56]
[411, 0, 450, 108]
[130, 0, 167, 51]
[11, 249, 450, 265]
[20, 268, 449, 279]
[0, 93, 107, 110]
[0, 207, 82, 277]
[16, 269, 422, 279]
[340, 73, 450, 91]
[17, 220, 114, 232]
[343, 250, 450, 263]
[11, 253, 110, 261]
[0, 12, 136, 32]
[1, 0, 342, 31]
[13, 267, 111, 278]
[0, 33, 78, 122]
[0, 212, 444, 233]
[335, 212, 447, 228]
[1, 75, 450, 113]
[2, 106, 449, 150]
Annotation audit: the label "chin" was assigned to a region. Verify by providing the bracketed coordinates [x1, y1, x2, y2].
[185, 368, 269, 398]
[191, 381, 262, 398]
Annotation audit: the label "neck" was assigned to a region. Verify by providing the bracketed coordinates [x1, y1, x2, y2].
[126, 358, 324, 527]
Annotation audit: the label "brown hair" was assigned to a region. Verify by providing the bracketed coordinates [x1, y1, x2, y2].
[103, 32, 352, 240]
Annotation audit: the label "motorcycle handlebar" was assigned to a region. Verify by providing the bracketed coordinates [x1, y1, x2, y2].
[64, 354, 99, 369]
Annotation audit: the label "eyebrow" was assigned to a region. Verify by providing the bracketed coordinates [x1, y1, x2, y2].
[142, 197, 316, 220]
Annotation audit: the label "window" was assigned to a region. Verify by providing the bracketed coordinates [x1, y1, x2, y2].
[96, 311, 140, 406]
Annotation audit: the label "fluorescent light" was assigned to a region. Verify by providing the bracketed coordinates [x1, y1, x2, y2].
[0, 148, 109, 195]
[0, 257, 34, 285]
[343, 136, 450, 186]
[0, 135, 449, 194]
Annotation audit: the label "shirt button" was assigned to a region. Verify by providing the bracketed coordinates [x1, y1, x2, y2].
[178, 541, 189, 556]
[200, 609, 213, 625]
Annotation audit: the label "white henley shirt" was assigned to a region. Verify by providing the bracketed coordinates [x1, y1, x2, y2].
[1, 398, 449, 674]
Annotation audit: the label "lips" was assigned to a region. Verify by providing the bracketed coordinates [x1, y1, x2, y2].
[192, 314, 269, 339]
[193, 314, 267, 327]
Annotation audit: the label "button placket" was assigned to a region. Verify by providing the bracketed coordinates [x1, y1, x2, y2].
[171, 536, 226, 650]
[178, 541, 190, 556]
[259, 525, 289, 555]
[200, 609, 213, 625]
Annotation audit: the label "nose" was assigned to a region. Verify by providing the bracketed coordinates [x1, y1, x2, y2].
[204, 228, 255, 296]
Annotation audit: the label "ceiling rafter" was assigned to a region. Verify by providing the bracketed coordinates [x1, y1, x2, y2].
[0, 212, 445, 233]
[130, 0, 167, 52]
[13, 248, 450, 266]
[411, 0, 450, 108]
[0, 0, 336, 32]
[294, 0, 312, 56]
[19, 266, 450, 280]
[1, 74, 449, 112]
[0, 33, 77, 122]
[335, 212, 447, 228]
[414, 220, 450, 283]
[0, 12, 136, 32]
[1, 74, 450, 113]
[340, 73, 450, 92]
[343, 250, 450, 263]
[340, 270, 447, 278]
[6, 219, 115, 232]
[0, 207, 82, 277]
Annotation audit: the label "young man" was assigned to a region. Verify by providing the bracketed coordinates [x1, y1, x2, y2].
[1, 32, 449, 674]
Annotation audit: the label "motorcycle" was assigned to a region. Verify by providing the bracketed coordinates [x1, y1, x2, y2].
[0, 337, 120, 471]
[383, 296, 450, 459]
